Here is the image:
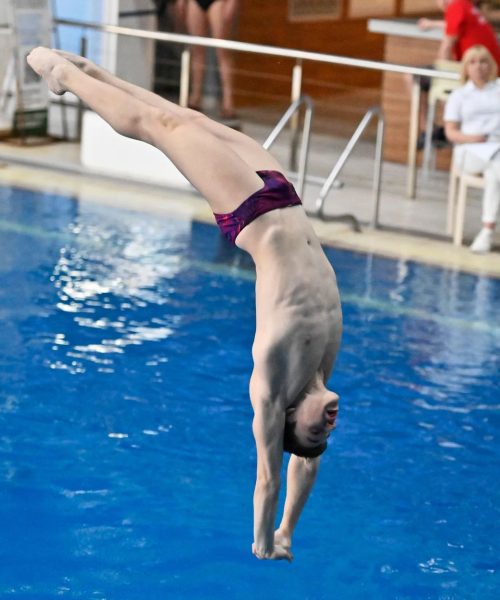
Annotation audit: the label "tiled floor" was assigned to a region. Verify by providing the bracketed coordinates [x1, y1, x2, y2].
[0, 117, 499, 278]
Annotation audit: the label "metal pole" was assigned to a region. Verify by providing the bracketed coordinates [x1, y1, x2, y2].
[52, 11, 69, 140]
[263, 98, 303, 149]
[296, 100, 313, 199]
[262, 96, 313, 199]
[406, 75, 421, 199]
[315, 109, 374, 214]
[371, 114, 385, 228]
[179, 47, 190, 107]
[289, 60, 303, 171]
[54, 18, 459, 82]
[76, 35, 88, 140]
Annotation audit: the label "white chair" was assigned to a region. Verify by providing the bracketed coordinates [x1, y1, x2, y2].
[422, 59, 461, 177]
[447, 162, 485, 246]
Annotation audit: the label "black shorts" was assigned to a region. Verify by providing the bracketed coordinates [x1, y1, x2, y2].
[194, 0, 218, 10]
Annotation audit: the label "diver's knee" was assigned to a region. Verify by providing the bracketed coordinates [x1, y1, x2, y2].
[142, 108, 182, 142]
[144, 107, 202, 144]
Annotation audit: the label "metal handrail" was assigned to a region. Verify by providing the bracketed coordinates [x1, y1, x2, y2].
[314, 106, 385, 229]
[262, 95, 314, 200]
[54, 18, 459, 81]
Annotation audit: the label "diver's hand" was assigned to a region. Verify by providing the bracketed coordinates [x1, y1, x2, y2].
[252, 542, 293, 562]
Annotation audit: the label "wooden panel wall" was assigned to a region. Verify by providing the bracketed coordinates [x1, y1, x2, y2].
[233, 1, 386, 107]
[233, 0, 441, 108]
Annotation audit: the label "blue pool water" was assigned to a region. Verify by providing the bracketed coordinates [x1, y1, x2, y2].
[0, 186, 499, 599]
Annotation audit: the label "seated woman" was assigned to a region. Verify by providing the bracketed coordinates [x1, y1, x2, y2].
[444, 44, 500, 253]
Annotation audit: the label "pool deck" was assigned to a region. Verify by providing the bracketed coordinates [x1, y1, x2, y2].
[1, 119, 499, 279]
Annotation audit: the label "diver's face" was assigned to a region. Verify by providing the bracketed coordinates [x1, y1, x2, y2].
[292, 392, 339, 448]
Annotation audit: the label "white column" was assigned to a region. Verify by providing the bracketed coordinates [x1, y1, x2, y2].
[100, 0, 119, 73]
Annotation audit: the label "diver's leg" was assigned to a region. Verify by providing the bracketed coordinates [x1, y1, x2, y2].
[53, 49, 282, 173]
[27, 47, 263, 213]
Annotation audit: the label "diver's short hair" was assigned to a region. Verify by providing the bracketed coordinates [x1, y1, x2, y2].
[283, 419, 327, 459]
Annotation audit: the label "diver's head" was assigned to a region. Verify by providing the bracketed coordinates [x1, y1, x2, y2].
[284, 389, 339, 458]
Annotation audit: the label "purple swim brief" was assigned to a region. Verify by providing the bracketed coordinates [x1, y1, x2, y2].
[213, 170, 302, 244]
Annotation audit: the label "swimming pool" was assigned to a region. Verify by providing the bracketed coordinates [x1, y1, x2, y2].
[0, 185, 499, 599]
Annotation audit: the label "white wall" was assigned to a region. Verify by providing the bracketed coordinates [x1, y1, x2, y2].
[81, 111, 191, 190]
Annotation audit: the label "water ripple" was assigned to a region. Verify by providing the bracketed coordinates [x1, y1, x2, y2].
[413, 399, 500, 414]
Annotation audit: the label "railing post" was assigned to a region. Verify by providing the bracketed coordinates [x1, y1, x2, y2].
[371, 113, 385, 228]
[76, 35, 88, 140]
[179, 47, 191, 107]
[290, 60, 303, 171]
[296, 100, 313, 199]
[406, 75, 421, 199]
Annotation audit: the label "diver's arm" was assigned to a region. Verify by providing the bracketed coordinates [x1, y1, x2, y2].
[250, 375, 292, 561]
[275, 454, 320, 551]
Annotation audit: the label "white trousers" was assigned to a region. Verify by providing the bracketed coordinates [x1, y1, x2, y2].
[457, 150, 500, 224]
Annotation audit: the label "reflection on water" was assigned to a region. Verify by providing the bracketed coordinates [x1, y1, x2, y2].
[0, 186, 499, 599]
[41, 203, 192, 374]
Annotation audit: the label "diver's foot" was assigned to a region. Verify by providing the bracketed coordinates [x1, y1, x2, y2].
[26, 47, 71, 95]
[53, 49, 95, 75]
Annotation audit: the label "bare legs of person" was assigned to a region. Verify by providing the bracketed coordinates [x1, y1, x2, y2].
[208, 0, 239, 119]
[26, 48, 281, 217]
[185, 0, 208, 111]
[185, 0, 239, 120]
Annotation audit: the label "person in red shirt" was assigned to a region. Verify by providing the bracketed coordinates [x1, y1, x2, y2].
[420, 1, 500, 69]
[416, 0, 500, 147]
[441, 0, 500, 69]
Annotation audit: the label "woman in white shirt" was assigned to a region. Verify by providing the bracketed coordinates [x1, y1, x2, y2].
[444, 44, 500, 253]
